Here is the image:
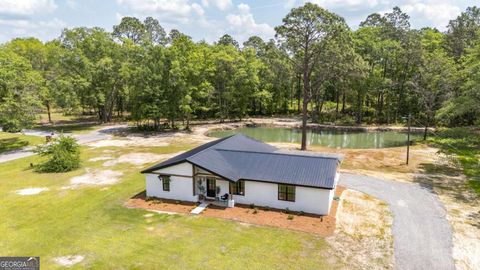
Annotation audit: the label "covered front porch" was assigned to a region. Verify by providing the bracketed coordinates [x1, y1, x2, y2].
[193, 165, 235, 208]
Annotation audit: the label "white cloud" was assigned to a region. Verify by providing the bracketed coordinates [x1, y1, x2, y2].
[202, 0, 232, 10]
[0, 17, 66, 42]
[117, 0, 193, 17]
[0, 0, 57, 16]
[66, 0, 77, 10]
[401, 2, 461, 30]
[192, 3, 205, 16]
[308, 0, 380, 9]
[225, 3, 275, 43]
[117, 0, 208, 24]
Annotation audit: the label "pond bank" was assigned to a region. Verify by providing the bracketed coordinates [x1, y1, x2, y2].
[244, 117, 430, 133]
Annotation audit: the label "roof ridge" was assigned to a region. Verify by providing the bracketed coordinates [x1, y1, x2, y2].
[187, 135, 234, 161]
[215, 148, 341, 160]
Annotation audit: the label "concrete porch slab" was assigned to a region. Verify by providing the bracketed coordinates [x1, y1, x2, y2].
[190, 202, 209, 215]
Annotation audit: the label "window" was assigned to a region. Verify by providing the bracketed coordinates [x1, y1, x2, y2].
[159, 175, 170, 191]
[278, 184, 295, 202]
[229, 180, 245, 195]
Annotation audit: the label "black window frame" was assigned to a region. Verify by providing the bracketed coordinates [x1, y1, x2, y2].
[158, 175, 171, 192]
[278, 184, 295, 202]
[229, 180, 245, 196]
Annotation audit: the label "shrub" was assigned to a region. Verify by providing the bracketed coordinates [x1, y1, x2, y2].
[35, 135, 80, 173]
[0, 119, 22, 133]
[249, 203, 255, 209]
[287, 215, 294, 220]
[252, 207, 259, 214]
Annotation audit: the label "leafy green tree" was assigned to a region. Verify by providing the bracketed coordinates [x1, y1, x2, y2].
[445, 6, 480, 60]
[412, 35, 457, 138]
[276, 2, 347, 150]
[35, 135, 80, 172]
[0, 49, 42, 132]
[217, 34, 239, 48]
[113, 17, 145, 44]
[437, 41, 480, 125]
[144, 17, 167, 45]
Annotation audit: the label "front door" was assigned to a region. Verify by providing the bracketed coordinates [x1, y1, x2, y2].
[206, 178, 216, 198]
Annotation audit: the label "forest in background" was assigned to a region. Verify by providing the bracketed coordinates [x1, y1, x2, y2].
[0, 3, 479, 133]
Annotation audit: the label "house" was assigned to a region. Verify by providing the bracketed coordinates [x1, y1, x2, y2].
[141, 134, 342, 215]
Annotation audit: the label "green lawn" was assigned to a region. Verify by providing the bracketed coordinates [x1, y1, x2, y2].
[0, 143, 341, 269]
[36, 112, 97, 124]
[33, 122, 100, 135]
[0, 132, 45, 154]
[428, 128, 480, 195]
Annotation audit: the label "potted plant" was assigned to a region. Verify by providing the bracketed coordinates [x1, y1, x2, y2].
[197, 179, 206, 200]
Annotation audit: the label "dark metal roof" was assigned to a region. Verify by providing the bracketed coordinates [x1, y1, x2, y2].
[140, 135, 232, 173]
[142, 134, 341, 189]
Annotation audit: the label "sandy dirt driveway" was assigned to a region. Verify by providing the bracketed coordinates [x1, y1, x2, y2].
[339, 173, 455, 270]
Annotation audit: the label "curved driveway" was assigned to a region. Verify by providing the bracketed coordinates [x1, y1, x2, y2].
[339, 173, 455, 270]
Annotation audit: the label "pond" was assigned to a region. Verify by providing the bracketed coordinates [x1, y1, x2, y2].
[208, 127, 421, 149]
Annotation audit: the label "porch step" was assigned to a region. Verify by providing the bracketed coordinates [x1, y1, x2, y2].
[190, 203, 209, 215]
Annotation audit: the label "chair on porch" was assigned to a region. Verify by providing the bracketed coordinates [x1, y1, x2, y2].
[220, 193, 229, 201]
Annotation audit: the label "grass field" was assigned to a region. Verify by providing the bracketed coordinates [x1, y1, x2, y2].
[0, 143, 342, 269]
[428, 128, 480, 195]
[33, 122, 99, 135]
[0, 132, 45, 154]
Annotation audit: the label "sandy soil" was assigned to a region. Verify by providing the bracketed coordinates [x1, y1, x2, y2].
[15, 187, 48, 195]
[102, 153, 178, 167]
[327, 189, 394, 270]
[87, 138, 170, 148]
[53, 255, 84, 267]
[271, 142, 438, 183]
[88, 156, 113, 162]
[414, 154, 480, 270]
[64, 169, 123, 189]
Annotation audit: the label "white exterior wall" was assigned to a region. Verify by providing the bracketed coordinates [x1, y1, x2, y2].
[233, 181, 334, 215]
[153, 162, 193, 176]
[145, 162, 198, 202]
[216, 179, 230, 198]
[144, 161, 338, 215]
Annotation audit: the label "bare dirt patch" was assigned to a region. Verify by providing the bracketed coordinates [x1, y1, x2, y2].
[103, 152, 179, 167]
[415, 155, 480, 270]
[125, 191, 196, 214]
[15, 187, 48, 195]
[88, 156, 113, 162]
[53, 255, 84, 267]
[327, 189, 394, 270]
[65, 169, 123, 188]
[87, 138, 169, 148]
[273, 142, 437, 182]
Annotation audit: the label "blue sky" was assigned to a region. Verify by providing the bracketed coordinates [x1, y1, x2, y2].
[0, 0, 475, 44]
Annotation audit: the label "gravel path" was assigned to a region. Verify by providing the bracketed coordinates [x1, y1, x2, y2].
[0, 148, 36, 163]
[339, 173, 455, 270]
[0, 126, 123, 163]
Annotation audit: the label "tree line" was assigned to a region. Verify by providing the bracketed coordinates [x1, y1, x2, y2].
[0, 3, 479, 136]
